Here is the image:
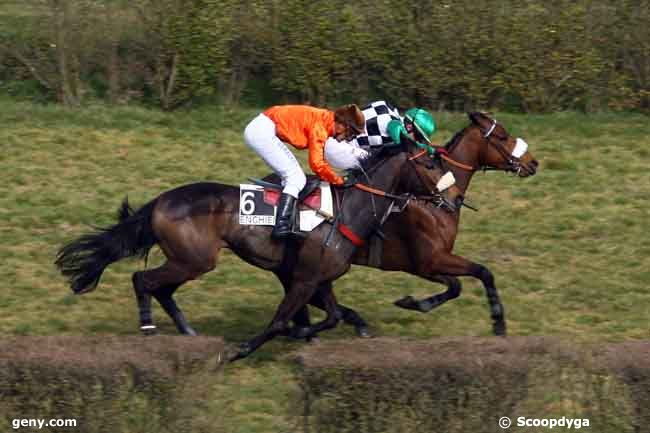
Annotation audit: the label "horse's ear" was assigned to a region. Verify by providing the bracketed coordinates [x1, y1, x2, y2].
[467, 112, 482, 125]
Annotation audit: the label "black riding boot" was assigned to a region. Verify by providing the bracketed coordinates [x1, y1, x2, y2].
[271, 193, 296, 240]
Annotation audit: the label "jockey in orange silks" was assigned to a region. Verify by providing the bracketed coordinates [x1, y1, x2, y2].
[244, 104, 365, 239]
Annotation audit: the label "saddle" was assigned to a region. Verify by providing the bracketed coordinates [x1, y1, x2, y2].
[260, 177, 322, 210]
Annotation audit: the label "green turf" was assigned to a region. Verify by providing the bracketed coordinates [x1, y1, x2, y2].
[1, 96, 649, 430]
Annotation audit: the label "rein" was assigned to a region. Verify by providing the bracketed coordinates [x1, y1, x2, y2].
[355, 145, 454, 205]
[333, 147, 447, 247]
[409, 143, 475, 172]
[353, 182, 410, 201]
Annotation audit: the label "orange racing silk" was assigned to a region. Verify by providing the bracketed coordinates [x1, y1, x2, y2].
[263, 105, 344, 185]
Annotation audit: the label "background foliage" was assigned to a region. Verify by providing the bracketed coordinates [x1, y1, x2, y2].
[1, 0, 649, 111]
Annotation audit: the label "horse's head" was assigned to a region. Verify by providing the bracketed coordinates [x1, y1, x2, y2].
[453, 112, 538, 177]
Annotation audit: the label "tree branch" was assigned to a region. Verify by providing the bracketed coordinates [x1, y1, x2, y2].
[7, 47, 55, 90]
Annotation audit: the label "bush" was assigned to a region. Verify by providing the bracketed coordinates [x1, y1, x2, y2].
[296, 337, 643, 433]
[1, 0, 648, 111]
[0, 336, 225, 433]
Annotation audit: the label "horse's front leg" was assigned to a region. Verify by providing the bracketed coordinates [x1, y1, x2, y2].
[394, 253, 506, 336]
[471, 263, 506, 336]
[231, 280, 318, 362]
[394, 275, 462, 312]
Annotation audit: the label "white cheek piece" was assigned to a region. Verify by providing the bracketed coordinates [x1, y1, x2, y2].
[436, 171, 456, 192]
[512, 138, 528, 158]
[484, 120, 497, 137]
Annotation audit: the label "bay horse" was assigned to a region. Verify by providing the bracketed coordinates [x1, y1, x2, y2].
[295, 112, 539, 337]
[55, 138, 462, 359]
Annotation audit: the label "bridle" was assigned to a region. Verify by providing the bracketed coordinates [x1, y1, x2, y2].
[443, 117, 526, 174]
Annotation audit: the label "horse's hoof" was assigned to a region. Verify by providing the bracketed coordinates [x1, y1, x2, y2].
[494, 322, 507, 337]
[356, 326, 372, 338]
[307, 336, 321, 345]
[289, 326, 311, 340]
[229, 343, 253, 362]
[140, 325, 158, 336]
[182, 327, 198, 336]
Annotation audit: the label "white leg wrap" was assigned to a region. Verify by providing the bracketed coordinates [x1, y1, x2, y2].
[244, 114, 306, 198]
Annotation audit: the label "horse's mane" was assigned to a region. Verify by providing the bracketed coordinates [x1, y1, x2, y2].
[444, 124, 473, 151]
[444, 128, 467, 151]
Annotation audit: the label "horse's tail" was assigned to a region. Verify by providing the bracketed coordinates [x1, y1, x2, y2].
[55, 197, 159, 294]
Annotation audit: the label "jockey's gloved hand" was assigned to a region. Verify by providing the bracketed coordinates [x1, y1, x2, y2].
[386, 119, 408, 145]
[342, 175, 357, 188]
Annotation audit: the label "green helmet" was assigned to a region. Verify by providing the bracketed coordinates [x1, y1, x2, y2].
[404, 108, 435, 143]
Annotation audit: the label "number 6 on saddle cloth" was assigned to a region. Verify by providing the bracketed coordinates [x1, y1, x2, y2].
[239, 179, 333, 232]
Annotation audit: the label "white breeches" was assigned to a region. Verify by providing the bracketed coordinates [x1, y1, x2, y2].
[243, 113, 306, 198]
[324, 137, 369, 170]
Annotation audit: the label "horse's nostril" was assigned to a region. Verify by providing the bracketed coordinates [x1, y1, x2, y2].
[455, 196, 465, 209]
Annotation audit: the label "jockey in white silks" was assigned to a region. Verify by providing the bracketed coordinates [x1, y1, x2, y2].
[325, 100, 437, 170]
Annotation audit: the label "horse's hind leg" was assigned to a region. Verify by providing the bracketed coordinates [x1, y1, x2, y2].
[308, 287, 371, 338]
[335, 303, 370, 337]
[287, 282, 371, 339]
[133, 260, 211, 335]
[133, 274, 156, 335]
[291, 282, 342, 340]
[153, 284, 197, 335]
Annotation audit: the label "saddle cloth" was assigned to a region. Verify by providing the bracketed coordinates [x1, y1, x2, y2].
[239, 182, 333, 232]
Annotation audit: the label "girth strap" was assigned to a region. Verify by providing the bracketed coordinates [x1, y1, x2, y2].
[338, 223, 364, 247]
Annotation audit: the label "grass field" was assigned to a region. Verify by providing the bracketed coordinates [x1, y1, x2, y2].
[1, 97, 649, 431]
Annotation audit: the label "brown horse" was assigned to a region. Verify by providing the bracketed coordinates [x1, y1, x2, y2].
[295, 112, 539, 337]
[55, 139, 462, 359]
